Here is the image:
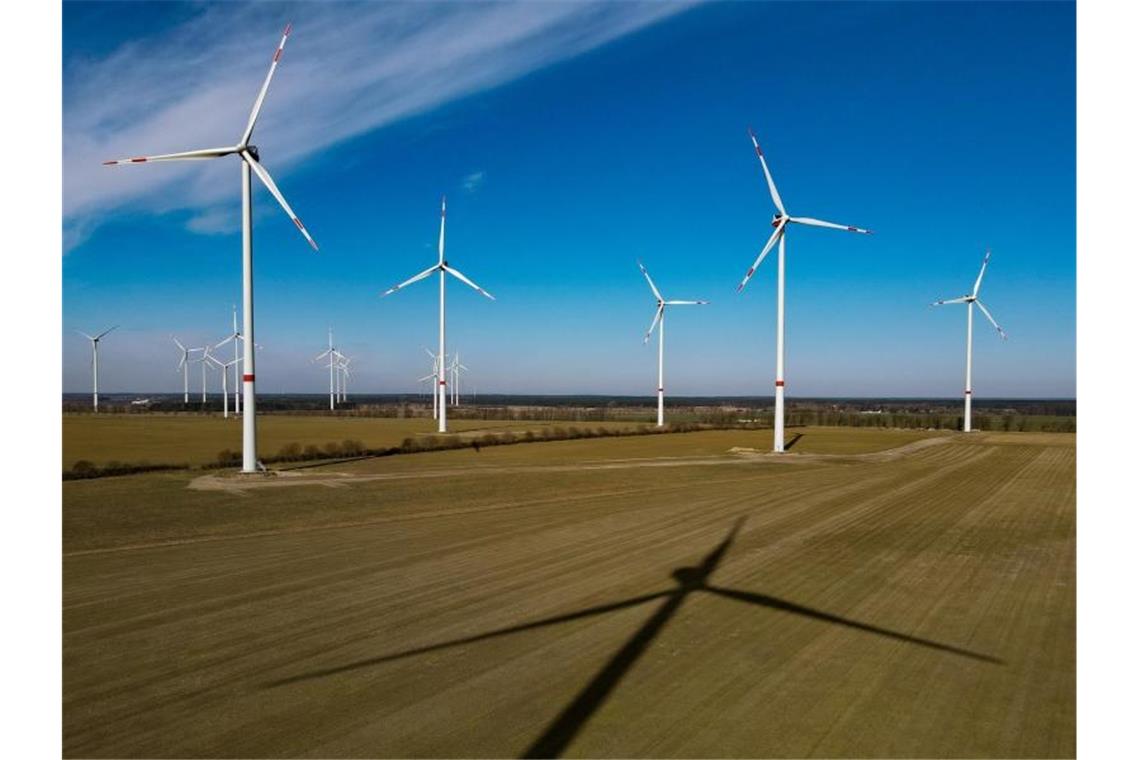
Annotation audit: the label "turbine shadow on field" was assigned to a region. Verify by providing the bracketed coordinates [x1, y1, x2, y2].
[265, 518, 1001, 757]
[784, 432, 804, 450]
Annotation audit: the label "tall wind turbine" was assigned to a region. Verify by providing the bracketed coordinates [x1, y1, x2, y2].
[171, 336, 197, 404]
[735, 126, 872, 452]
[103, 24, 318, 473]
[382, 197, 494, 433]
[77, 326, 117, 412]
[931, 251, 1008, 432]
[638, 261, 708, 427]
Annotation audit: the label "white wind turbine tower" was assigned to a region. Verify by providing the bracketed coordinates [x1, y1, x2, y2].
[171, 336, 198, 404]
[382, 197, 495, 433]
[77, 326, 118, 412]
[931, 250, 1008, 433]
[313, 328, 338, 411]
[103, 23, 318, 473]
[638, 261, 708, 427]
[735, 126, 873, 452]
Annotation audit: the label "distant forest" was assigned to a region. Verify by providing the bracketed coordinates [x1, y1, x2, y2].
[61, 394, 1075, 433]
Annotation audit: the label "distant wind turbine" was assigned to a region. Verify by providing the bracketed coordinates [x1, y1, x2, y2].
[382, 197, 494, 433]
[171, 336, 198, 404]
[931, 251, 1007, 432]
[103, 24, 318, 473]
[76, 326, 117, 412]
[313, 328, 337, 411]
[638, 261, 708, 427]
[735, 126, 872, 452]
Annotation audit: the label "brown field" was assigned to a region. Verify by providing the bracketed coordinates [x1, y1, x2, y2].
[62, 428, 1075, 757]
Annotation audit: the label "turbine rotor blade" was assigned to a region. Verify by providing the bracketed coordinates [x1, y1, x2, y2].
[974, 300, 1007, 340]
[103, 146, 237, 165]
[643, 304, 664, 343]
[931, 296, 969, 306]
[242, 151, 318, 250]
[383, 264, 440, 296]
[788, 216, 873, 234]
[748, 127, 786, 215]
[241, 23, 292, 146]
[664, 300, 709, 305]
[637, 260, 663, 301]
[973, 250, 991, 297]
[737, 220, 786, 293]
[443, 265, 495, 300]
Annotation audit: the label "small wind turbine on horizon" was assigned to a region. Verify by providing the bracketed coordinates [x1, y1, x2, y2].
[313, 327, 338, 411]
[77, 326, 117, 412]
[207, 353, 241, 418]
[103, 23, 318, 473]
[931, 250, 1008, 433]
[213, 305, 244, 415]
[171, 336, 199, 404]
[382, 196, 494, 433]
[735, 126, 873, 452]
[638, 261, 708, 427]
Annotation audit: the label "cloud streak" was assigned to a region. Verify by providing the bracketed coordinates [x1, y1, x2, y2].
[63, 1, 690, 249]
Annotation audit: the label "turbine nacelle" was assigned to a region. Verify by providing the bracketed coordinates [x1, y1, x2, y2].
[771, 213, 786, 228]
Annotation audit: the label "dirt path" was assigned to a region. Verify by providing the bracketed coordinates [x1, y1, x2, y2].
[186, 436, 953, 494]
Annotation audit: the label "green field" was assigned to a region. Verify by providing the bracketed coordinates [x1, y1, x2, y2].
[61, 414, 646, 469]
[63, 427, 1074, 757]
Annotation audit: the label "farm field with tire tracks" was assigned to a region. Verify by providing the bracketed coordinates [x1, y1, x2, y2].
[63, 427, 1074, 758]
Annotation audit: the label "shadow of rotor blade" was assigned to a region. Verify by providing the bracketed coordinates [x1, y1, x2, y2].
[697, 516, 746, 577]
[523, 591, 686, 759]
[264, 590, 673, 688]
[707, 586, 1002, 664]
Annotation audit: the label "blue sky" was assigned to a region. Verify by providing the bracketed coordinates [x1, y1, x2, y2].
[62, 1, 1075, 397]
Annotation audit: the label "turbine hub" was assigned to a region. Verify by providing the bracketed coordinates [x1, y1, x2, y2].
[771, 214, 783, 228]
[246, 145, 260, 161]
[671, 566, 706, 589]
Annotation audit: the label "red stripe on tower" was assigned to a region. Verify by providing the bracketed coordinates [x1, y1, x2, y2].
[964, 390, 972, 395]
[775, 380, 785, 387]
[243, 374, 255, 382]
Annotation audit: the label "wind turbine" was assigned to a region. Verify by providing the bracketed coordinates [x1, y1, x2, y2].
[193, 344, 216, 404]
[171, 336, 198, 404]
[76, 326, 117, 412]
[337, 354, 352, 403]
[103, 23, 318, 473]
[382, 196, 494, 433]
[423, 348, 444, 419]
[207, 354, 241, 418]
[735, 126, 872, 452]
[454, 354, 470, 406]
[214, 305, 243, 414]
[931, 251, 1008, 432]
[313, 328, 337, 411]
[638, 261, 708, 427]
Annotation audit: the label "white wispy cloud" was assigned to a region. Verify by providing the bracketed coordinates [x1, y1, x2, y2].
[463, 170, 486, 192]
[63, 1, 690, 249]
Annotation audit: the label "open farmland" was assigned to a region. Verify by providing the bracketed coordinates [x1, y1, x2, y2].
[62, 428, 1074, 757]
[61, 413, 646, 469]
